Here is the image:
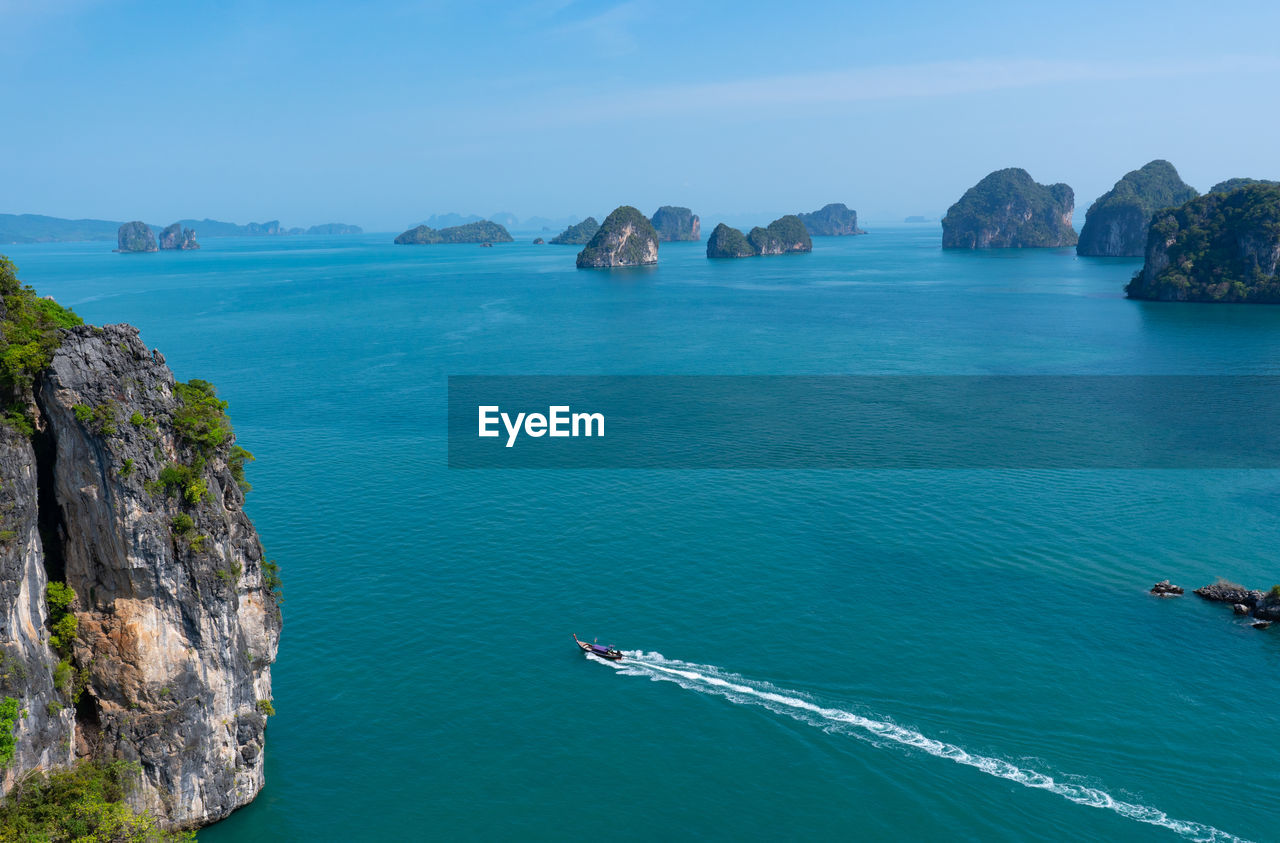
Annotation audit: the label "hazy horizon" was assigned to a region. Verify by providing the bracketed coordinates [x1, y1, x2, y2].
[3, 0, 1279, 231]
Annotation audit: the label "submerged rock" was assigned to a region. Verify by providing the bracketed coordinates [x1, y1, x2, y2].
[158, 222, 200, 250]
[942, 168, 1077, 249]
[650, 206, 701, 242]
[116, 221, 157, 253]
[1126, 182, 1280, 302]
[1150, 580, 1184, 596]
[1077, 160, 1197, 257]
[549, 217, 600, 245]
[576, 206, 659, 268]
[798, 203, 865, 236]
[532, 237, 546, 245]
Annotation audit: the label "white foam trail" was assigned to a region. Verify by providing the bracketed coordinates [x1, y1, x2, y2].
[596, 651, 1249, 843]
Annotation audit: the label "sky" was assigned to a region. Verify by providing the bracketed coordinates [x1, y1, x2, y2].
[2, 0, 1279, 230]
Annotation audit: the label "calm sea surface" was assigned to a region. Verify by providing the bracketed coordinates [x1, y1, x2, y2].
[6, 227, 1279, 841]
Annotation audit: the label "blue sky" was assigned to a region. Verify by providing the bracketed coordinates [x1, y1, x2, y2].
[3, 0, 1279, 230]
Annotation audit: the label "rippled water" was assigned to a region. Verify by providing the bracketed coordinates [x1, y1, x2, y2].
[6, 228, 1279, 841]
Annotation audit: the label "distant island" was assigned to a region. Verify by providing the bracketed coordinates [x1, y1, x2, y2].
[576, 206, 659, 268]
[1, 213, 362, 244]
[116, 221, 157, 253]
[394, 220, 513, 245]
[550, 217, 600, 245]
[707, 215, 812, 258]
[1126, 181, 1280, 302]
[305, 223, 363, 235]
[650, 206, 701, 241]
[1209, 177, 1278, 194]
[797, 203, 865, 236]
[1077, 160, 1197, 257]
[158, 223, 199, 250]
[942, 168, 1077, 249]
[904, 216, 933, 223]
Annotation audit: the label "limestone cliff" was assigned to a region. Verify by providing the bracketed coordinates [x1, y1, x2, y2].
[576, 206, 659, 268]
[707, 216, 811, 259]
[1077, 160, 1197, 257]
[706, 223, 755, 258]
[1126, 182, 1280, 302]
[158, 223, 200, 251]
[117, 222, 157, 253]
[942, 168, 1077, 249]
[649, 206, 700, 242]
[0, 255, 280, 831]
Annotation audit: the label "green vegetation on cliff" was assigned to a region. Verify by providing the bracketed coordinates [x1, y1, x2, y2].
[394, 221, 513, 245]
[942, 168, 1077, 249]
[576, 206, 660, 268]
[1209, 178, 1278, 194]
[1126, 182, 1280, 302]
[0, 760, 194, 842]
[1078, 160, 1198, 257]
[549, 218, 599, 245]
[649, 206, 700, 241]
[709, 216, 811, 258]
[706, 223, 755, 258]
[797, 203, 864, 236]
[0, 257, 83, 409]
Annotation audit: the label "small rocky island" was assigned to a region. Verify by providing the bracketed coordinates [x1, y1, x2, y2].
[649, 206, 701, 241]
[1125, 181, 1280, 302]
[532, 237, 545, 245]
[706, 215, 812, 259]
[797, 203, 865, 236]
[159, 222, 200, 250]
[116, 221, 157, 253]
[576, 206, 659, 268]
[1191, 579, 1280, 627]
[306, 223, 363, 235]
[549, 217, 600, 245]
[1077, 160, 1197, 257]
[394, 220, 513, 245]
[942, 168, 1077, 249]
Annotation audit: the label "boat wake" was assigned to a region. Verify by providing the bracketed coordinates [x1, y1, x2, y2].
[587, 650, 1249, 843]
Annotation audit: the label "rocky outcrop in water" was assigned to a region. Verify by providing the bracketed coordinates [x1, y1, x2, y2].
[549, 218, 600, 245]
[158, 223, 200, 251]
[116, 222, 157, 253]
[576, 206, 659, 268]
[1193, 579, 1280, 623]
[394, 220, 513, 245]
[1077, 161, 1197, 257]
[650, 206, 700, 242]
[942, 168, 1077, 249]
[1149, 580, 1183, 596]
[1125, 182, 1280, 302]
[707, 216, 812, 259]
[0, 256, 281, 830]
[532, 237, 546, 245]
[306, 223, 362, 235]
[797, 203, 865, 236]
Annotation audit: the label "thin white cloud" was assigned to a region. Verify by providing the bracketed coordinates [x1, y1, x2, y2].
[513, 55, 1280, 127]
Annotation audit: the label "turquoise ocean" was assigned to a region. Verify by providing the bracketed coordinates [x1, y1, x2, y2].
[5, 227, 1280, 841]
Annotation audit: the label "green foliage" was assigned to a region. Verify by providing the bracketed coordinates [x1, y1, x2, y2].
[394, 220, 514, 245]
[262, 558, 283, 604]
[0, 257, 83, 396]
[229, 446, 254, 493]
[72, 402, 116, 435]
[45, 583, 77, 659]
[73, 404, 93, 423]
[548, 217, 600, 245]
[119, 458, 135, 478]
[171, 379, 231, 455]
[182, 478, 207, 506]
[129, 411, 145, 426]
[0, 531, 15, 544]
[256, 699, 275, 716]
[45, 701, 63, 717]
[706, 223, 755, 258]
[1127, 183, 1280, 302]
[170, 513, 194, 536]
[0, 406, 33, 437]
[1270, 584, 1280, 599]
[189, 535, 207, 553]
[942, 168, 1078, 249]
[52, 660, 73, 698]
[0, 697, 18, 768]
[156, 462, 205, 505]
[0, 759, 193, 841]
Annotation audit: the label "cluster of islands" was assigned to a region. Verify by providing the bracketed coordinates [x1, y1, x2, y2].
[383, 160, 1280, 303]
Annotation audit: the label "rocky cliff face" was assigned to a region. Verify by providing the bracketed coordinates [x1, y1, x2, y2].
[576, 206, 659, 268]
[942, 168, 1078, 249]
[117, 222, 157, 253]
[1126, 182, 1280, 302]
[797, 203, 865, 236]
[158, 223, 200, 251]
[0, 314, 280, 829]
[1076, 160, 1197, 257]
[0, 426, 75, 791]
[649, 206, 700, 241]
